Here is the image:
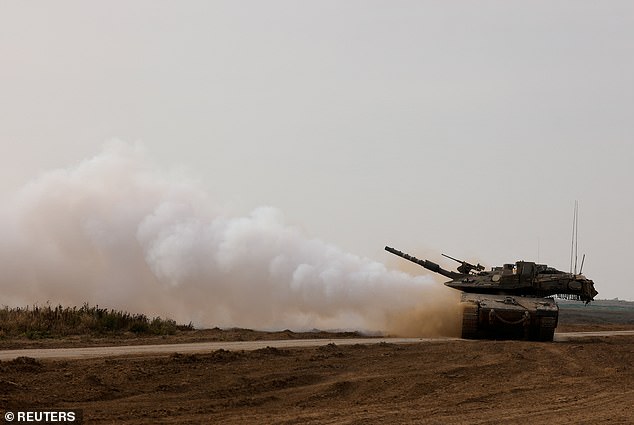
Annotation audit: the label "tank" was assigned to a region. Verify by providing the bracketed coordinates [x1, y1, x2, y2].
[385, 246, 598, 341]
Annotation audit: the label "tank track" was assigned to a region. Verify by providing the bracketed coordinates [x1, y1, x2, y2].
[460, 296, 557, 342]
[461, 303, 479, 339]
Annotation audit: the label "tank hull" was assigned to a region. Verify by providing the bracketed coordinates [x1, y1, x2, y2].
[460, 293, 558, 341]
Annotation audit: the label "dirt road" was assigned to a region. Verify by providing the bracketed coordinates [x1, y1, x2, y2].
[1, 330, 633, 361]
[0, 337, 431, 360]
[553, 329, 634, 340]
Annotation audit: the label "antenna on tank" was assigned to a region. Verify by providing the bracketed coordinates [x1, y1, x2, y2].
[575, 201, 579, 274]
[570, 201, 576, 274]
[569, 201, 584, 276]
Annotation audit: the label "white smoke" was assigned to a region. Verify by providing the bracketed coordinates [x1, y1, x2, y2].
[0, 141, 461, 335]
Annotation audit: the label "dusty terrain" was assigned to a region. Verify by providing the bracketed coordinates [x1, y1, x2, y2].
[1, 301, 633, 424]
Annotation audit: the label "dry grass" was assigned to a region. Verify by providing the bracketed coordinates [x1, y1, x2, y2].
[0, 303, 193, 339]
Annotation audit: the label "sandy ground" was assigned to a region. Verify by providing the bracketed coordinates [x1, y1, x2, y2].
[1, 303, 633, 424]
[1, 334, 632, 424]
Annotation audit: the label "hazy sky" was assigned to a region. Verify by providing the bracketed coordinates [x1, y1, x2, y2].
[1, 1, 633, 301]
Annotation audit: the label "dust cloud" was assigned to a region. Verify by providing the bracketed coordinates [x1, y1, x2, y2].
[0, 142, 461, 336]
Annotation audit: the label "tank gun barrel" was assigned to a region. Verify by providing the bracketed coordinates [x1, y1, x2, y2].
[385, 246, 462, 279]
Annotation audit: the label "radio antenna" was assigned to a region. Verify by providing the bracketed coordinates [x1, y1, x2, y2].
[570, 201, 579, 274]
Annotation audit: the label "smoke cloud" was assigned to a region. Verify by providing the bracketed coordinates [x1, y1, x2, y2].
[0, 142, 461, 335]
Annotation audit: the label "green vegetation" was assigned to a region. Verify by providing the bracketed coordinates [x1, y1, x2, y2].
[0, 303, 194, 339]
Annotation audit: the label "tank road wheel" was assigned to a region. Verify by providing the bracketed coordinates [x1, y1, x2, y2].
[461, 303, 479, 339]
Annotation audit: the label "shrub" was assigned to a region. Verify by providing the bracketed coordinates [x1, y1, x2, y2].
[0, 303, 194, 339]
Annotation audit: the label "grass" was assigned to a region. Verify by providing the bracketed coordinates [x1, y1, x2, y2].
[0, 303, 194, 339]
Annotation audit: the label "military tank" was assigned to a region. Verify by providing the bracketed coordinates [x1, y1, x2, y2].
[385, 246, 598, 341]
